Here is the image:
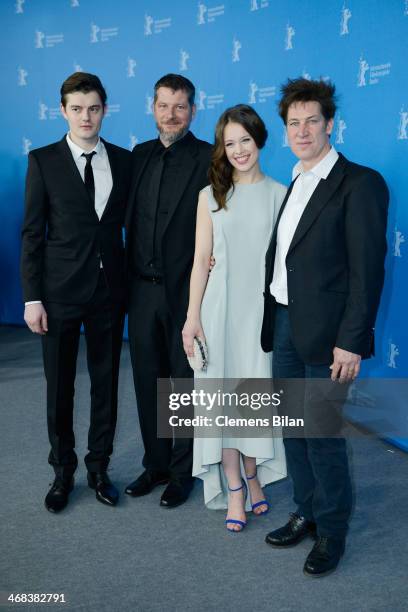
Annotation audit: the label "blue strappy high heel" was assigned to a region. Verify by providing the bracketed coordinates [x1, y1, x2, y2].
[225, 479, 247, 532]
[246, 472, 269, 515]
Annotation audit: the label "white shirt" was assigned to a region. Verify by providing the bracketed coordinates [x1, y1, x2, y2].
[65, 133, 113, 221]
[25, 135, 113, 305]
[270, 146, 339, 305]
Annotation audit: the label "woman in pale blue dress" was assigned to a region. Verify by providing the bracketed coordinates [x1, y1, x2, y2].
[182, 105, 287, 531]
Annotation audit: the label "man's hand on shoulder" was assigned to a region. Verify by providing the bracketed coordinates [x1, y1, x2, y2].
[24, 303, 48, 335]
[330, 347, 361, 382]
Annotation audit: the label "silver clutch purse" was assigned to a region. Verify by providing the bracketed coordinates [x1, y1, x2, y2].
[187, 336, 208, 372]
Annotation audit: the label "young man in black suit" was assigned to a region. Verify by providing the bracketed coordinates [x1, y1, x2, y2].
[21, 72, 131, 512]
[125, 74, 212, 508]
[262, 78, 388, 576]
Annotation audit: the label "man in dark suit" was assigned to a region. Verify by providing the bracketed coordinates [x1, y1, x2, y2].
[262, 78, 388, 576]
[21, 72, 131, 512]
[125, 74, 212, 507]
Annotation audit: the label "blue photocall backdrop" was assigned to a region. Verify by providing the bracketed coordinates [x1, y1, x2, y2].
[0, 0, 407, 449]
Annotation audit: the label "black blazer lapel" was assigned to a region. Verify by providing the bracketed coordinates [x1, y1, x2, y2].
[287, 154, 347, 256]
[125, 141, 157, 228]
[162, 138, 199, 235]
[265, 177, 297, 286]
[101, 139, 119, 219]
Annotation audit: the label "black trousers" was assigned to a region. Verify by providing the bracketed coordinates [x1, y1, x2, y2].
[42, 271, 125, 478]
[128, 277, 193, 479]
[272, 305, 352, 540]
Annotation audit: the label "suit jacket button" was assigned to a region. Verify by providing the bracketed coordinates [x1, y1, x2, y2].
[289, 299, 294, 303]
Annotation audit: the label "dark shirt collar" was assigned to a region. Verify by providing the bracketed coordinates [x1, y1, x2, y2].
[155, 130, 194, 156]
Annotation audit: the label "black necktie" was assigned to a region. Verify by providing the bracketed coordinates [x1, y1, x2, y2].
[82, 151, 96, 204]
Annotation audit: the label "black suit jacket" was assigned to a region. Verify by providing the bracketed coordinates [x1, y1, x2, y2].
[125, 132, 212, 328]
[21, 136, 131, 305]
[261, 153, 389, 365]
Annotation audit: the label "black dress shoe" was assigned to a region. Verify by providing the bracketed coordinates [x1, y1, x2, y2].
[303, 536, 345, 577]
[160, 478, 194, 508]
[265, 513, 317, 547]
[44, 476, 74, 513]
[87, 472, 119, 507]
[125, 470, 169, 497]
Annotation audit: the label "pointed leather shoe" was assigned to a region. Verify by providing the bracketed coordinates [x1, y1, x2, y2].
[87, 472, 119, 507]
[265, 513, 317, 547]
[160, 478, 194, 508]
[44, 476, 74, 513]
[125, 470, 169, 497]
[303, 536, 345, 577]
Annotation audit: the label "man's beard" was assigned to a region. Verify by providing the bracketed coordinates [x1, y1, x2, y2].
[157, 123, 188, 145]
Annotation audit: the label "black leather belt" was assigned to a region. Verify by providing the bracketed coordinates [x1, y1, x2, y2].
[138, 274, 163, 284]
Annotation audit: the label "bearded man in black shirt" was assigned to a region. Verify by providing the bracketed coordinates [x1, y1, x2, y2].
[125, 74, 212, 507]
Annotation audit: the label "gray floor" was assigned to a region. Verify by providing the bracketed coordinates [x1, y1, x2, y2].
[1, 326, 407, 612]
